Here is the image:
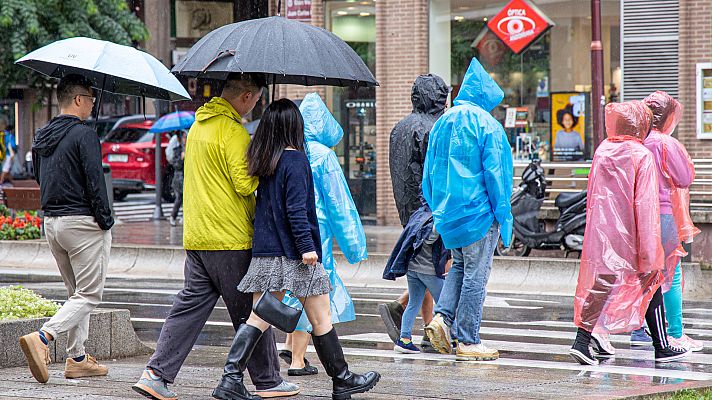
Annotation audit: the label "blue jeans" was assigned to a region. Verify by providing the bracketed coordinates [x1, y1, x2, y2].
[660, 214, 684, 339]
[400, 271, 444, 339]
[434, 223, 499, 345]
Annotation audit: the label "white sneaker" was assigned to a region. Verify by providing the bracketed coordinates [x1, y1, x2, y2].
[591, 332, 616, 357]
[681, 334, 704, 352]
[168, 216, 177, 226]
[455, 343, 499, 361]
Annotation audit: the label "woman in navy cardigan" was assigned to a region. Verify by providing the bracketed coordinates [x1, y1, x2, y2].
[212, 99, 380, 400]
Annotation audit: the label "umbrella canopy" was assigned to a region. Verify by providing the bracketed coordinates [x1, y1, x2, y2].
[150, 111, 196, 133]
[172, 16, 377, 87]
[16, 37, 190, 101]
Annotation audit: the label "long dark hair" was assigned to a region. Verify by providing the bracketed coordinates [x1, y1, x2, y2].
[248, 99, 305, 177]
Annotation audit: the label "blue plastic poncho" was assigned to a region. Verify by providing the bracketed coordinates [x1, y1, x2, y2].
[283, 93, 368, 331]
[422, 58, 513, 249]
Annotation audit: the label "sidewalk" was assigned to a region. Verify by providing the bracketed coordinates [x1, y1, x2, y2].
[112, 219, 403, 253]
[1, 344, 709, 400]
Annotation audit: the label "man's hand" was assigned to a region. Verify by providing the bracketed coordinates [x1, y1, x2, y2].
[302, 251, 318, 266]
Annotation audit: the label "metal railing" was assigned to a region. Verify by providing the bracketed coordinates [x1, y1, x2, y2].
[514, 159, 712, 209]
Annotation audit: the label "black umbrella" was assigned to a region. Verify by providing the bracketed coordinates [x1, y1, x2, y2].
[172, 16, 377, 87]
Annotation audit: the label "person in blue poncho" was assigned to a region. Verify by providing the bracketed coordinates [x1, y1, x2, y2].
[423, 58, 514, 362]
[280, 93, 368, 376]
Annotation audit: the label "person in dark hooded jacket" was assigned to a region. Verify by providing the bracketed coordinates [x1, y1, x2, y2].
[378, 74, 449, 351]
[20, 74, 113, 384]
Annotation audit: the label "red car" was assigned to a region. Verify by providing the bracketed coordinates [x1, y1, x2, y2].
[101, 120, 174, 201]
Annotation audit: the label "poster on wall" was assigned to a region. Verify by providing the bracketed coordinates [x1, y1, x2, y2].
[487, 0, 554, 55]
[551, 92, 587, 162]
[697, 63, 712, 139]
[175, 1, 233, 39]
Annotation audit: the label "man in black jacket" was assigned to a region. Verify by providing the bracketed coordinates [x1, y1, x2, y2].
[19, 74, 114, 384]
[379, 74, 449, 350]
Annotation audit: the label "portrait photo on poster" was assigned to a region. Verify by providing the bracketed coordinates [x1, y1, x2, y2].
[551, 93, 588, 161]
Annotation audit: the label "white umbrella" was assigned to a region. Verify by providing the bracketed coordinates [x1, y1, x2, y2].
[15, 37, 190, 101]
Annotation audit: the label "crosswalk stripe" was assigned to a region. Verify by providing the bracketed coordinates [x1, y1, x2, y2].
[330, 346, 712, 381]
[340, 332, 712, 362]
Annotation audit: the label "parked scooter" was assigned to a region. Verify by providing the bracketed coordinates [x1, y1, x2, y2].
[495, 160, 587, 257]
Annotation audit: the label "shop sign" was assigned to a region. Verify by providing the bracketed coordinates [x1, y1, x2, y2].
[487, 0, 554, 55]
[286, 0, 311, 22]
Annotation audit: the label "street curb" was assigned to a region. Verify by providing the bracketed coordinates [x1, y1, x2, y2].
[0, 241, 709, 299]
[0, 309, 152, 368]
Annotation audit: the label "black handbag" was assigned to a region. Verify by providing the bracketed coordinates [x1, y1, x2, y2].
[252, 263, 317, 333]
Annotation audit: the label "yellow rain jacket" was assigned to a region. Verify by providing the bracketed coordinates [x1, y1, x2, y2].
[183, 97, 258, 250]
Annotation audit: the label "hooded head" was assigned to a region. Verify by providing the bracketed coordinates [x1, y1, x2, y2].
[299, 92, 344, 148]
[605, 100, 653, 140]
[643, 91, 683, 135]
[453, 57, 504, 112]
[411, 74, 449, 117]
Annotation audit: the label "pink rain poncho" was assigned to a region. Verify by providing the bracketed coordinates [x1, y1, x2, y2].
[643, 91, 700, 292]
[573, 101, 664, 334]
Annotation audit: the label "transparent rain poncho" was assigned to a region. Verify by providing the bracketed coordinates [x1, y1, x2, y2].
[643, 91, 699, 292]
[422, 57, 513, 249]
[573, 101, 665, 334]
[283, 93, 367, 330]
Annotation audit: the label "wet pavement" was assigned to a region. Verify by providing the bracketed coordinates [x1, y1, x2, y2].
[1, 276, 711, 399]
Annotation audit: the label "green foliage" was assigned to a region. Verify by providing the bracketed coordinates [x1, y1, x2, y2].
[0, 285, 60, 321]
[0, 0, 149, 97]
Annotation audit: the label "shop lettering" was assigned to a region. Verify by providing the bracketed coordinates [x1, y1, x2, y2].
[508, 9, 526, 16]
[346, 101, 375, 108]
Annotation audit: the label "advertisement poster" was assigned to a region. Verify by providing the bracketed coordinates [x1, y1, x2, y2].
[551, 92, 587, 161]
[176, 1, 233, 39]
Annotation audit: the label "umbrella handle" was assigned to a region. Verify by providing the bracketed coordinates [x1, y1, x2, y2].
[93, 75, 107, 130]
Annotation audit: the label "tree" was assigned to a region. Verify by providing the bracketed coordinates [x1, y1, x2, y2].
[0, 0, 149, 97]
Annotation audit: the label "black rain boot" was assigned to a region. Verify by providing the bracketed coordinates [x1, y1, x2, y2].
[213, 324, 263, 400]
[312, 328, 381, 400]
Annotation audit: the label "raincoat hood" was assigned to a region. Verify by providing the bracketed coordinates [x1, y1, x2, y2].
[300, 93, 343, 148]
[605, 101, 652, 140]
[411, 74, 449, 117]
[195, 96, 241, 123]
[644, 91, 683, 135]
[453, 57, 504, 112]
[33, 115, 83, 157]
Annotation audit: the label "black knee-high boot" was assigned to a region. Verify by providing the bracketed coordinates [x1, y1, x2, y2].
[312, 328, 381, 400]
[213, 324, 262, 400]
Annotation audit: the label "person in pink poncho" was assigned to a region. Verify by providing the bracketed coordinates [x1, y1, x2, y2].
[569, 100, 691, 365]
[642, 91, 703, 352]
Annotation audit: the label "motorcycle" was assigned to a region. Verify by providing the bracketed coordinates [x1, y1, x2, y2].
[495, 160, 587, 257]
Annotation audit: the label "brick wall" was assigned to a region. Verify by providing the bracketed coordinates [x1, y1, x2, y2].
[677, 0, 712, 158]
[375, 0, 429, 226]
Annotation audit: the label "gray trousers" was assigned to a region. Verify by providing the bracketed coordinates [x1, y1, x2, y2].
[42, 216, 112, 358]
[147, 250, 282, 389]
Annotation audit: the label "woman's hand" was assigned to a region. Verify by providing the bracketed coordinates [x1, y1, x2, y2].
[302, 251, 318, 266]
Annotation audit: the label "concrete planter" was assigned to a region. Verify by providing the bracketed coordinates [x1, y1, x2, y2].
[0, 309, 152, 368]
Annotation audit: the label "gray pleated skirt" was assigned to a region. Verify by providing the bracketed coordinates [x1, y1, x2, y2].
[237, 256, 332, 298]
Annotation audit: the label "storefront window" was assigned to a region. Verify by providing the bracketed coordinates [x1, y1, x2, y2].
[431, 0, 621, 162]
[325, 0, 377, 217]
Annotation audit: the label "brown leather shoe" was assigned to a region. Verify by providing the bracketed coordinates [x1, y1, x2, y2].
[19, 332, 51, 383]
[64, 354, 108, 379]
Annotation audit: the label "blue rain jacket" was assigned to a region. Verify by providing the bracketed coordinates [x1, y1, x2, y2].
[422, 58, 513, 249]
[284, 93, 368, 331]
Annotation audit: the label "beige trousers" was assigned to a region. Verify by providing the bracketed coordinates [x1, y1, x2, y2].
[41, 216, 111, 358]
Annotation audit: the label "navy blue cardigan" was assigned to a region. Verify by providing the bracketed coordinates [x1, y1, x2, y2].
[252, 150, 322, 262]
